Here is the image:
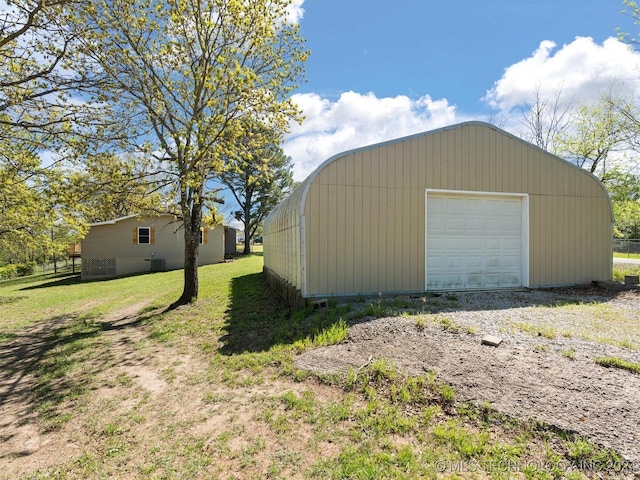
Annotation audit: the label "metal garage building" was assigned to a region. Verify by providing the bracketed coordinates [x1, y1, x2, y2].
[263, 122, 612, 306]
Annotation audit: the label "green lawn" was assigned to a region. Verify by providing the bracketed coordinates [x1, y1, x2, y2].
[0, 256, 630, 479]
[613, 251, 640, 260]
[612, 263, 640, 282]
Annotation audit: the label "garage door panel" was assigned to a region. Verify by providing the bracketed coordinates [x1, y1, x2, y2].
[446, 218, 465, 234]
[466, 219, 485, 234]
[502, 255, 520, 267]
[426, 192, 524, 291]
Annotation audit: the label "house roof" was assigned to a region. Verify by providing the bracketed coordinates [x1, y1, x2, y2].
[88, 213, 175, 227]
[88, 213, 230, 229]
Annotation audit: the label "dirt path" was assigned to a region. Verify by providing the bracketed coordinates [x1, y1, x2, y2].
[0, 301, 161, 475]
[0, 301, 337, 479]
[295, 290, 640, 462]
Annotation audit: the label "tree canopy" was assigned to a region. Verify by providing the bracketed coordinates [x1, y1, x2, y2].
[219, 119, 294, 254]
[73, 0, 307, 305]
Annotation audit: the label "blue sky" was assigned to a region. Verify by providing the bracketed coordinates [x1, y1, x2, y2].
[299, 0, 630, 106]
[274, 0, 640, 187]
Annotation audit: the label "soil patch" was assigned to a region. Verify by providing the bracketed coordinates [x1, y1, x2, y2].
[295, 288, 640, 462]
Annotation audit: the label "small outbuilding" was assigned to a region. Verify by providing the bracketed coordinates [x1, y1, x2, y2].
[81, 214, 225, 279]
[263, 122, 613, 306]
[224, 226, 238, 257]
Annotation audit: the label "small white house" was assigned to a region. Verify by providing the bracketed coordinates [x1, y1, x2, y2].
[81, 214, 224, 279]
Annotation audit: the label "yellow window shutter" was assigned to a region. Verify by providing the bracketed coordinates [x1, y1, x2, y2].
[150, 228, 155, 244]
[203, 229, 208, 244]
[133, 228, 138, 244]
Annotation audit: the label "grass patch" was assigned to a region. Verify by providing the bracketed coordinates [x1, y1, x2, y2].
[612, 263, 640, 282]
[513, 321, 558, 339]
[613, 251, 640, 259]
[595, 356, 640, 374]
[2, 255, 635, 479]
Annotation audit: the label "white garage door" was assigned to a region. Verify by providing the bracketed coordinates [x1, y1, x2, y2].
[426, 192, 525, 290]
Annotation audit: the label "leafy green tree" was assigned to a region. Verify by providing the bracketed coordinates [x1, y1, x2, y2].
[74, 0, 307, 306]
[0, 0, 110, 148]
[68, 152, 171, 223]
[602, 168, 640, 203]
[219, 120, 294, 254]
[602, 169, 640, 239]
[0, 1, 130, 268]
[613, 201, 640, 239]
[553, 96, 633, 177]
[0, 136, 85, 267]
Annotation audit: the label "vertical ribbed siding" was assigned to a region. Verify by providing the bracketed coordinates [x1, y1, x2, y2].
[263, 179, 307, 293]
[264, 122, 612, 298]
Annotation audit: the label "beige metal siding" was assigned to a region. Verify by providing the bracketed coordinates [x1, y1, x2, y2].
[263, 122, 612, 298]
[263, 179, 306, 292]
[300, 123, 611, 296]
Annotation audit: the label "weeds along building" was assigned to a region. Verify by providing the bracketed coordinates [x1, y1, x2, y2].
[263, 122, 612, 306]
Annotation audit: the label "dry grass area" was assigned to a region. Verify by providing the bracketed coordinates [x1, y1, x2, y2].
[1, 257, 638, 479]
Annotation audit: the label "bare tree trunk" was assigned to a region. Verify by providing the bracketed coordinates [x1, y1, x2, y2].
[243, 201, 251, 254]
[170, 182, 203, 309]
[243, 235, 251, 254]
[177, 227, 199, 304]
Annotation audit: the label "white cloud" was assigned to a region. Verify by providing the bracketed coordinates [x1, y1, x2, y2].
[485, 36, 640, 113]
[284, 91, 460, 180]
[285, 0, 305, 24]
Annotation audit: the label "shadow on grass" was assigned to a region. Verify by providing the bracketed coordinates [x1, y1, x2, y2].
[0, 271, 75, 289]
[0, 307, 151, 457]
[218, 273, 635, 356]
[18, 274, 82, 290]
[19, 270, 161, 291]
[219, 272, 291, 355]
[220, 272, 347, 355]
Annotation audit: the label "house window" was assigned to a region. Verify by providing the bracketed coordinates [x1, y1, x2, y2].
[199, 228, 208, 245]
[132, 226, 154, 244]
[138, 227, 151, 244]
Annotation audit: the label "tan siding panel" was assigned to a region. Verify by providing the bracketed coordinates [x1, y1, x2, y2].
[382, 187, 393, 291]
[354, 151, 364, 187]
[404, 188, 414, 290]
[394, 187, 403, 291]
[305, 185, 320, 294]
[341, 185, 353, 293]
[317, 183, 330, 294]
[361, 186, 372, 292]
[345, 153, 355, 186]
[432, 134, 442, 188]
[264, 122, 613, 298]
[411, 138, 420, 189]
[370, 187, 381, 291]
[370, 148, 380, 187]
[352, 186, 363, 292]
[385, 146, 396, 189]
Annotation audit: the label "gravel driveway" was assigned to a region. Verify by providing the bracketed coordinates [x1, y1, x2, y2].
[295, 287, 640, 462]
[613, 257, 640, 265]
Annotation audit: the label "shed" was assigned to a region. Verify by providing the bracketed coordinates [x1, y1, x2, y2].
[224, 226, 238, 256]
[263, 122, 613, 306]
[81, 214, 225, 279]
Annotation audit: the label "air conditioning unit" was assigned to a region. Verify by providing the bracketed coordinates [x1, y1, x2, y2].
[150, 258, 166, 272]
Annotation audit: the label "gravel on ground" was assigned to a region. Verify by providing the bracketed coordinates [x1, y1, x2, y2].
[294, 287, 640, 462]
